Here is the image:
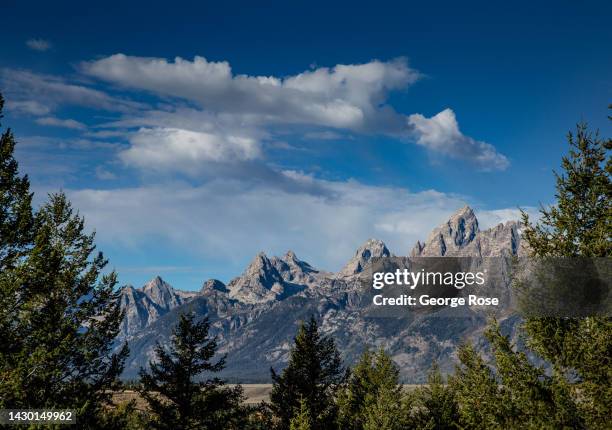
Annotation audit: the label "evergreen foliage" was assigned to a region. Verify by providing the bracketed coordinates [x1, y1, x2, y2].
[290, 398, 312, 430]
[270, 315, 345, 430]
[412, 362, 459, 429]
[0, 93, 129, 428]
[520, 119, 611, 428]
[138, 313, 247, 429]
[450, 322, 583, 429]
[0, 93, 33, 271]
[336, 348, 405, 430]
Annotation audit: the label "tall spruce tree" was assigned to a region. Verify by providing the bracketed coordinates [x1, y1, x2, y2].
[270, 315, 345, 430]
[138, 313, 246, 430]
[0, 94, 128, 427]
[413, 362, 460, 429]
[336, 348, 405, 430]
[450, 322, 583, 429]
[0, 193, 129, 427]
[520, 120, 611, 428]
[0, 93, 35, 382]
[0, 93, 33, 270]
[447, 116, 610, 429]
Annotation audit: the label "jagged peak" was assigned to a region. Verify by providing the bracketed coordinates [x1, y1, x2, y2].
[339, 238, 390, 277]
[201, 279, 229, 294]
[141, 275, 172, 293]
[412, 206, 479, 256]
[248, 251, 272, 267]
[282, 250, 317, 272]
[355, 238, 390, 255]
[284, 250, 296, 259]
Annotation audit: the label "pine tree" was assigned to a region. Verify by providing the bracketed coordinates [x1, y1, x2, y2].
[362, 384, 405, 430]
[138, 313, 246, 430]
[0, 92, 35, 390]
[520, 119, 611, 428]
[336, 348, 405, 430]
[270, 315, 345, 430]
[0, 192, 129, 428]
[0, 92, 33, 270]
[290, 398, 312, 430]
[413, 362, 460, 429]
[448, 342, 506, 429]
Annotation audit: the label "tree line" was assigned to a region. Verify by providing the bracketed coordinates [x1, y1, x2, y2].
[0, 91, 610, 429]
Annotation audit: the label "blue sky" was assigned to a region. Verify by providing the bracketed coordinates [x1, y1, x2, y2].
[2, 0, 611, 290]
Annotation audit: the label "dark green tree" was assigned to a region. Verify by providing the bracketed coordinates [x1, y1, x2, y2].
[290, 398, 312, 430]
[413, 362, 460, 429]
[0, 93, 35, 387]
[0, 92, 33, 270]
[450, 322, 583, 429]
[361, 383, 405, 430]
[138, 313, 247, 430]
[0, 93, 129, 427]
[520, 119, 611, 427]
[270, 315, 345, 430]
[0, 193, 129, 428]
[336, 348, 405, 430]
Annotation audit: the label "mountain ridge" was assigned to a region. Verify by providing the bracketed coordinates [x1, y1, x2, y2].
[118, 206, 525, 381]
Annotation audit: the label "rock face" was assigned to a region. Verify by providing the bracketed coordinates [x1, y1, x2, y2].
[118, 276, 196, 339]
[411, 206, 526, 258]
[118, 206, 525, 382]
[339, 239, 391, 277]
[410, 206, 479, 256]
[227, 252, 286, 304]
[200, 279, 229, 295]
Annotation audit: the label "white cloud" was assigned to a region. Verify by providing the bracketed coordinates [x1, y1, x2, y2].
[26, 38, 51, 52]
[408, 108, 510, 170]
[35, 116, 87, 130]
[80, 54, 508, 169]
[61, 173, 522, 277]
[65, 177, 472, 273]
[7, 100, 51, 115]
[120, 127, 261, 173]
[0, 69, 143, 113]
[81, 54, 418, 131]
[5, 56, 510, 171]
[95, 166, 117, 180]
[477, 207, 540, 229]
[303, 131, 347, 140]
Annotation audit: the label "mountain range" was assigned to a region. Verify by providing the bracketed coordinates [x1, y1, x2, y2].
[117, 206, 527, 382]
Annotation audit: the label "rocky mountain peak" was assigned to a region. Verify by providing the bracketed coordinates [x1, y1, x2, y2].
[140, 276, 177, 307]
[411, 206, 479, 256]
[339, 238, 390, 277]
[119, 277, 195, 339]
[243, 252, 281, 281]
[228, 251, 285, 304]
[411, 207, 527, 257]
[200, 279, 229, 295]
[284, 250, 316, 272]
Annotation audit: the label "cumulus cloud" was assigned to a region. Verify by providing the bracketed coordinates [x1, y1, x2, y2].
[78, 54, 508, 169]
[120, 127, 261, 172]
[5, 55, 510, 171]
[26, 38, 51, 52]
[81, 54, 417, 131]
[35, 116, 87, 130]
[408, 109, 509, 170]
